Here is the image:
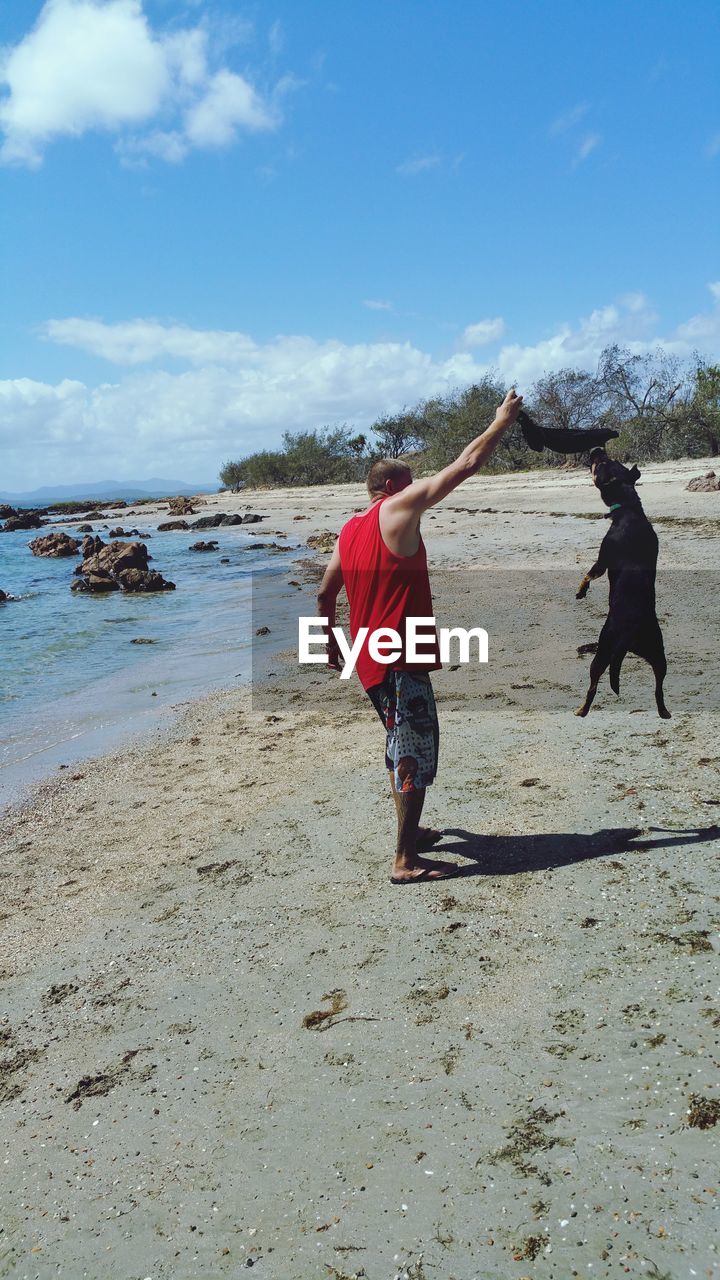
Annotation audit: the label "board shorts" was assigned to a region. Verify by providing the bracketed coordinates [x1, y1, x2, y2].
[366, 670, 439, 792]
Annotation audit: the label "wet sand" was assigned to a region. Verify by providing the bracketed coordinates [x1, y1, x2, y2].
[1, 458, 719, 1278]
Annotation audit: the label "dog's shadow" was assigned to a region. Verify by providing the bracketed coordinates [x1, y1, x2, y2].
[434, 824, 719, 877]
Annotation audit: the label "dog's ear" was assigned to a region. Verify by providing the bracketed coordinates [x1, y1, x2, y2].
[628, 464, 641, 483]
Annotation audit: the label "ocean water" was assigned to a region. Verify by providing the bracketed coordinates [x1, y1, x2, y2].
[0, 516, 301, 808]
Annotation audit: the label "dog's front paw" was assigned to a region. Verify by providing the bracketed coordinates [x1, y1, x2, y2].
[576, 589, 588, 600]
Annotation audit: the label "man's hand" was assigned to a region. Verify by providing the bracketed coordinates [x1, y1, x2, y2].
[316, 539, 344, 670]
[495, 387, 523, 431]
[326, 630, 342, 671]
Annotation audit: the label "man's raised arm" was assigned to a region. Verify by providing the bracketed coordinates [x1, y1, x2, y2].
[386, 388, 523, 519]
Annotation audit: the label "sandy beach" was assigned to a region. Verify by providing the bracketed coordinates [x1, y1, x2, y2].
[1, 459, 719, 1279]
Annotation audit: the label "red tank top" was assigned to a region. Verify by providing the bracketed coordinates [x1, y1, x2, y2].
[337, 498, 441, 689]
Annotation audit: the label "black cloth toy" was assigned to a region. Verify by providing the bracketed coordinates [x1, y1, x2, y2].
[518, 408, 619, 454]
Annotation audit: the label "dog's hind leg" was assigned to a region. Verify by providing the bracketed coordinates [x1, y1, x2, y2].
[575, 627, 615, 717]
[652, 653, 671, 719]
[631, 623, 671, 718]
[609, 647, 627, 696]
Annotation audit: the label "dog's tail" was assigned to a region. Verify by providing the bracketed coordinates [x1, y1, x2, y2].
[609, 647, 627, 695]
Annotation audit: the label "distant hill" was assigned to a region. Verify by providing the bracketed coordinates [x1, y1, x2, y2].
[0, 478, 218, 506]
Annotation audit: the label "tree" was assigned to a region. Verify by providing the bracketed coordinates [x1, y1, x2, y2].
[371, 411, 425, 459]
[597, 344, 688, 460]
[219, 460, 246, 492]
[280, 426, 368, 485]
[687, 361, 720, 456]
[416, 377, 509, 471]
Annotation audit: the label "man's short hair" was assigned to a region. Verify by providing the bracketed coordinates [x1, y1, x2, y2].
[366, 458, 411, 495]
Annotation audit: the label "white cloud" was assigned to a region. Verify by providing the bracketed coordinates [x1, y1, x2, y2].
[184, 69, 276, 147]
[549, 102, 589, 135]
[396, 154, 441, 176]
[0, 0, 281, 167]
[574, 132, 601, 164]
[4, 288, 720, 489]
[363, 299, 393, 312]
[462, 318, 506, 347]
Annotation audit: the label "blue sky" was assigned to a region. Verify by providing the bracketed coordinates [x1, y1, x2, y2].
[1, 0, 719, 489]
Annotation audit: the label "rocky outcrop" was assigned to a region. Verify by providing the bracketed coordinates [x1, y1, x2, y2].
[71, 572, 119, 594]
[28, 531, 81, 558]
[2, 511, 44, 532]
[157, 520, 189, 531]
[0, 505, 18, 520]
[0, 588, 7, 603]
[81, 534, 104, 559]
[189, 511, 266, 530]
[79, 539, 150, 575]
[189, 540, 219, 552]
[306, 531, 337, 554]
[116, 568, 175, 593]
[72, 537, 175, 594]
[75, 524, 93, 533]
[687, 470, 720, 492]
[167, 497, 196, 515]
[190, 514, 224, 530]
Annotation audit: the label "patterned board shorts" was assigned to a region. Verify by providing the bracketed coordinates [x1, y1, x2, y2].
[366, 670, 440, 792]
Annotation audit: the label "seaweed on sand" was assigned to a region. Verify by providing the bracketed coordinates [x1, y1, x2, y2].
[303, 990, 348, 1029]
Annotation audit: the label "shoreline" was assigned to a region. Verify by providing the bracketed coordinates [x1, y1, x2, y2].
[1, 461, 719, 1278]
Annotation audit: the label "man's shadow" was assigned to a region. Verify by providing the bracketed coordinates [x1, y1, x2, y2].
[433, 824, 719, 877]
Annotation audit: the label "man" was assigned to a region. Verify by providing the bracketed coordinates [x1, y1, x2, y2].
[317, 387, 523, 883]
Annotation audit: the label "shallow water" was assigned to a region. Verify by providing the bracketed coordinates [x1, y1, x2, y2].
[0, 517, 300, 807]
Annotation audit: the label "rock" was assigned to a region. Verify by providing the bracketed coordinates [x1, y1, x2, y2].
[190, 514, 225, 530]
[687, 471, 720, 492]
[0, 588, 7, 603]
[219, 514, 244, 526]
[306, 531, 336, 554]
[220, 557, 230, 564]
[157, 520, 189, 532]
[73, 538, 174, 594]
[167, 497, 196, 515]
[116, 568, 175, 593]
[2, 511, 44, 532]
[28, 531, 81, 558]
[0, 505, 18, 519]
[82, 540, 150, 575]
[71, 571, 119, 593]
[242, 513, 266, 524]
[76, 524, 93, 533]
[189, 540, 219, 552]
[130, 637, 156, 644]
[81, 534, 104, 559]
[256, 626, 271, 635]
[293, 514, 308, 521]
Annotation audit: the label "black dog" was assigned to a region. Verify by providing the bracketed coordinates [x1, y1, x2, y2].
[575, 448, 670, 719]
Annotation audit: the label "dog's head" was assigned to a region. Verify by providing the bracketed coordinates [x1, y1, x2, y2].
[588, 448, 641, 508]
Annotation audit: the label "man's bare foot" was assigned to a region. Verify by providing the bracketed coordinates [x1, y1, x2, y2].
[416, 826, 443, 850]
[390, 855, 459, 884]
